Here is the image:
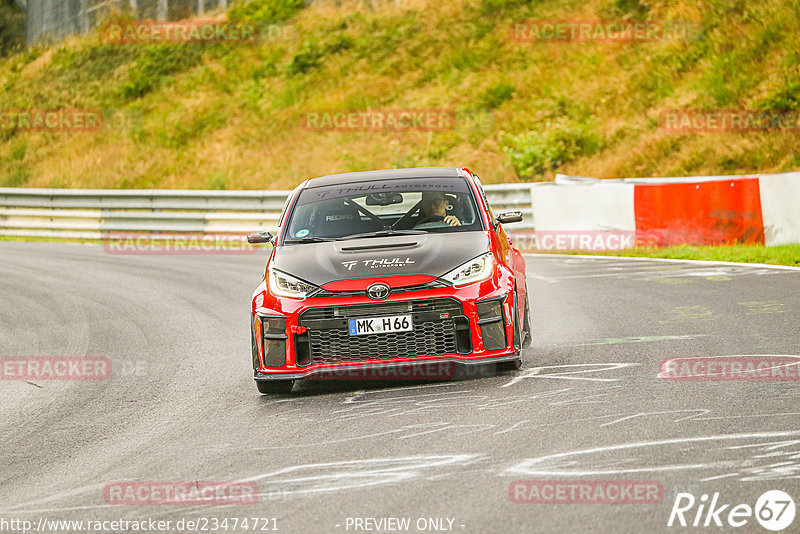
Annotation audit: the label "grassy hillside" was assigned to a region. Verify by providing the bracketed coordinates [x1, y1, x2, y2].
[1, 0, 799, 190]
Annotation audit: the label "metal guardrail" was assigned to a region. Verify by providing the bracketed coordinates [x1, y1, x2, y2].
[25, 0, 229, 44]
[0, 185, 535, 239]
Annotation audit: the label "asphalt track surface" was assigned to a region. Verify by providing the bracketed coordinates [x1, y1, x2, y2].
[1, 242, 799, 534]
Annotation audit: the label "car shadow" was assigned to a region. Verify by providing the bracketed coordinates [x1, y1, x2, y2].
[256, 361, 525, 399]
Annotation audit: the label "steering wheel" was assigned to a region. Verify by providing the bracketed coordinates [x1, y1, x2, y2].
[415, 214, 445, 226]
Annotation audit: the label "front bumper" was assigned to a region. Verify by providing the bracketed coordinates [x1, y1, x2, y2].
[251, 277, 519, 379]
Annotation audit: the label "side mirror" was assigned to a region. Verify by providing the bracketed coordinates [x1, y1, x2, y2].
[496, 211, 523, 225]
[247, 231, 274, 244]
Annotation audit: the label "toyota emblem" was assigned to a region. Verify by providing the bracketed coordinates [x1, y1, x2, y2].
[366, 283, 390, 300]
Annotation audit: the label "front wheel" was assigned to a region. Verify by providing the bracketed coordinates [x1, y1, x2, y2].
[522, 290, 531, 348]
[256, 380, 294, 394]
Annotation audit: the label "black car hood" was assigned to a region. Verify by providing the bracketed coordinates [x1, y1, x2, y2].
[272, 231, 489, 286]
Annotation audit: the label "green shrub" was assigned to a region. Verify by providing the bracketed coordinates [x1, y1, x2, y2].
[120, 45, 203, 99]
[51, 44, 141, 83]
[9, 140, 26, 161]
[1, 167, 30, 187]
[757, 74, 800, 111]
[354, 23, 408, 64]
[228, 0, 306, 24]
[479, 82, 515, 110]
[285, 41, 322, 75]
[480, 0, 535, 15]
[155, 106, 227, 149]
[503, 122, 600, 180]
[612, 0, 648, 15]
[326, 34, 354, 54]
[285, 36, 353, 76]
[207, 173, 227, 190]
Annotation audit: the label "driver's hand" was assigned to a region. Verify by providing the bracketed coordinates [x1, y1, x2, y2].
[443, 215, 461, 226]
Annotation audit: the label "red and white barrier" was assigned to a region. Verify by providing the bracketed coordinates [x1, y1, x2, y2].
[759, 173, 800, 246]
[634, 177, 764, 247]
[513, 172, 800, 251]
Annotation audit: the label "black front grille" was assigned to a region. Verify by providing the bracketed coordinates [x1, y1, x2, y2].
[297, 298, 463, 364]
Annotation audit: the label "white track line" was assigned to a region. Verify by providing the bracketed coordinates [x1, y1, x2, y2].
[524, 253, 800, 271]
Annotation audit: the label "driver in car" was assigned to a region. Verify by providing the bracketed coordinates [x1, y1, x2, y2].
[418, 191, 461, 226]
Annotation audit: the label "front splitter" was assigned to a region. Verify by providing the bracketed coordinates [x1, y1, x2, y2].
[254, 354, 521, 381]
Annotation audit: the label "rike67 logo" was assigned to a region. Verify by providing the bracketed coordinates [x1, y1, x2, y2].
[668, 490, 796, 531]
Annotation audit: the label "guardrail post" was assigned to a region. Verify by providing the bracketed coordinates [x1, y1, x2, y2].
[157, 0, 167, 20]
[79, 0, 89, 33]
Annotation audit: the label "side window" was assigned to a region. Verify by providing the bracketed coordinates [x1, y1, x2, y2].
[473, 176, 494, 223]
[278, 197, 290, 227]
[278, 186, 300, 227]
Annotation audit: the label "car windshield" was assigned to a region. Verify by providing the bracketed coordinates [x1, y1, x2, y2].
[284, 177, 483, 241]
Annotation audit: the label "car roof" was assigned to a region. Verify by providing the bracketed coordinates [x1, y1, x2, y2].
[304, 167, 464, 188]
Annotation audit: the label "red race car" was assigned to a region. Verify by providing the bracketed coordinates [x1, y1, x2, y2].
[248, 167, 530, 393]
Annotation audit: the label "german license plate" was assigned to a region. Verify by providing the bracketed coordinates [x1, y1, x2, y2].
[348, 315, 413, 336]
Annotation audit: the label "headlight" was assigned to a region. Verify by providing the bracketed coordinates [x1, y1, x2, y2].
[442, 253, 494, 287]
[268, 268, 318, 299]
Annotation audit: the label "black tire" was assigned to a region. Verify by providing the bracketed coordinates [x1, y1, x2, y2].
[251, 321, 260, 371]
[522, 290, 532, 349]
[512, 286, 523, 350]
[499, 284, 526, 374]
[256, 380, 294, 394]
